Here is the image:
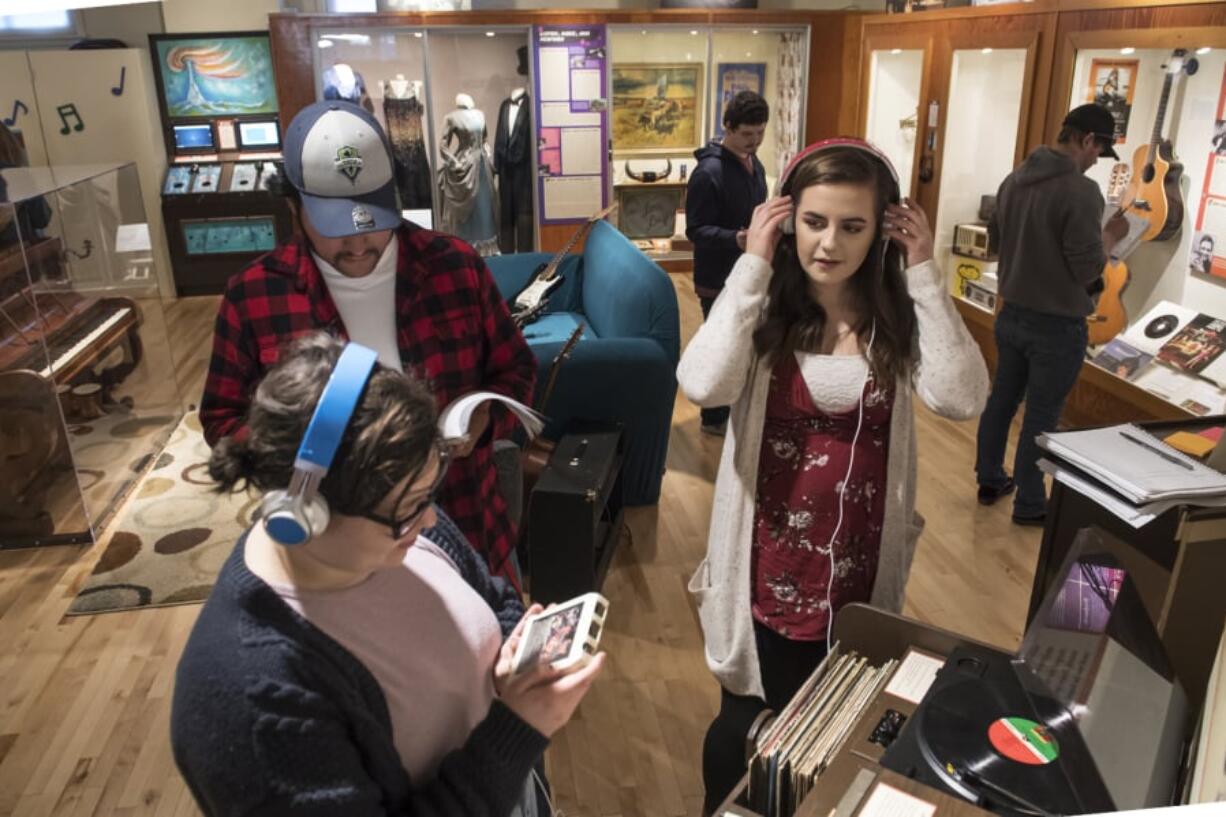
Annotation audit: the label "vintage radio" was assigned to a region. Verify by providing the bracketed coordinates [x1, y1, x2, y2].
[961, 279, 997, 312]
[952, 223, 996, 260]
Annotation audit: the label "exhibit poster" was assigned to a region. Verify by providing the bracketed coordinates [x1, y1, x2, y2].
[713, 62, 766, 139]
[1085, 58, 1138, 144]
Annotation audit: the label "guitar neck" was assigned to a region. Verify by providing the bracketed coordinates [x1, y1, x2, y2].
[537, 205, 616, 282]
[1148, 53, 1182, 162]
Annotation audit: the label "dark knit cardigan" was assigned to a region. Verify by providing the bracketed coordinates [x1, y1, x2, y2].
[170, 509, 546, 816]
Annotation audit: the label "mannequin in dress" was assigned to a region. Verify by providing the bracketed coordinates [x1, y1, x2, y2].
[494, 75, 534, 254]
[438, 93, 499, 256]
[383, 74, 432, 211]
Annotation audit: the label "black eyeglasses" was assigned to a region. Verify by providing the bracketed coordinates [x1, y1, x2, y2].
[364, 444, 450, 539]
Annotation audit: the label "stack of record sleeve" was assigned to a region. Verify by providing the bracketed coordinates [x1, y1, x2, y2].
[747, 647, 897, 817]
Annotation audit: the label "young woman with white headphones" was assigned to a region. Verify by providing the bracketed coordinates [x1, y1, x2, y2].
[677, 139, 989, 814]
[171, 332, 600, 816]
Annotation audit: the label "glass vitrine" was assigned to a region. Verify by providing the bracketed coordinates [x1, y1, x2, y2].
[0, 162, 184, 547]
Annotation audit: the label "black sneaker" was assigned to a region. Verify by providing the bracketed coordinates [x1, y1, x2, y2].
[977, 478, 1015, 506]
[1011, 512, 1046, 528]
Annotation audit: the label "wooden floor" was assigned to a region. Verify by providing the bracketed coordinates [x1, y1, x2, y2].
[0, 280, 1039, 817]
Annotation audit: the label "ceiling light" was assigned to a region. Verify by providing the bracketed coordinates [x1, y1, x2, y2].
[690, 30, 699, 36]
[485, 31, 495, 37]
[414, 31, 423, 38]
[1197, 47, 1212, 55]
[752, 29, 760, 35]
[982, 47, 993, 54]
[1120, 47, 1135, 55]
[890, 48, 901, 55]
[317, 39, 334, 49]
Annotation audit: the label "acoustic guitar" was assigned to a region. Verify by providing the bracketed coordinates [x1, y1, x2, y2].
[1121, 49, 1187, 243]
[511, 204, 616, 328]
[1088, 162, 1133, 346]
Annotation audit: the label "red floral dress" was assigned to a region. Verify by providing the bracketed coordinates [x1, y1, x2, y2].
[750, 352, 894, 641]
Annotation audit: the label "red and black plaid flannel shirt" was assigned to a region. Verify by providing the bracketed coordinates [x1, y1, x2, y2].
[200, 224, 536, 584]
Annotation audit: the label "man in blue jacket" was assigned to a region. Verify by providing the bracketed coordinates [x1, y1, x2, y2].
[686, 90, 769, 436]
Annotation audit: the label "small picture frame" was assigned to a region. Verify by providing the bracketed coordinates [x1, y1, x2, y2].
[512, 592, 608, 675]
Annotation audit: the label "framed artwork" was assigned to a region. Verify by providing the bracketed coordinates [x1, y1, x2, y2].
[713, 63, 767, 139]
[611, 63, 703, 154]
[616, 185, 684, 239]
[1085, 58, 1138, 145]
[150, 32, 279, 120]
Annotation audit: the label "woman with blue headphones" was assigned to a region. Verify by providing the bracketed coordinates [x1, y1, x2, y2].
[171, 332, 601, 816]
[678, 139, 989, 813]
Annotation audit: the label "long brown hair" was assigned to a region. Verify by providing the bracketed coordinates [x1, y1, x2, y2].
[752, 146, 917, 384]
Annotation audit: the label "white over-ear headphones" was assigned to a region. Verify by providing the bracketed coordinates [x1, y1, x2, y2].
[260, 342, 379, 546]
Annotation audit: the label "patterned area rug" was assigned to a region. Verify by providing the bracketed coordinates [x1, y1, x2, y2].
[69, 412, 258, 615]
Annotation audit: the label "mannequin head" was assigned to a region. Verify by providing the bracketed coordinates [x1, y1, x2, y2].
[456, 93, 475, 110]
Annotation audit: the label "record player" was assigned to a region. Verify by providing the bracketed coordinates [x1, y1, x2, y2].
[881, 530, 1187, 815]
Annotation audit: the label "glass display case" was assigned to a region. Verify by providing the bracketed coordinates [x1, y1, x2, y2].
[1067, 42, 1226, 416]
[864, 48, 925, 200]
[608, 24, 809, 261]
[0, 162, 185, 548]
[933, 46, 1029, 311]
[313, 25, 535, 253]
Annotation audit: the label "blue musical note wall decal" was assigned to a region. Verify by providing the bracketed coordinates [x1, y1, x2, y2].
[112, 66, 126, 96]
[2, 99, 28, 128]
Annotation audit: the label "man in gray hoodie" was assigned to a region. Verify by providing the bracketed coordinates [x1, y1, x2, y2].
[975, 103, 1130, 525]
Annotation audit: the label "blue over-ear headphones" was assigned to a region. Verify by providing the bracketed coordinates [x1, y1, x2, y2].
[260, 342, 379, 546]
[777, 137, 902, 238]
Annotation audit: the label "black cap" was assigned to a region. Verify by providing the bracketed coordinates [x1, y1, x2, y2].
[1062, 104, 1120, 159]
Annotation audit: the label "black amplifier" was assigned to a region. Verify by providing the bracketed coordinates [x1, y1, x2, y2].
[525, 423, 624, 604]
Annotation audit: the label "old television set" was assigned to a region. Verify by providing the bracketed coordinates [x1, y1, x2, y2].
[236, 120, 280, 151]
[149, 31, 279, 128]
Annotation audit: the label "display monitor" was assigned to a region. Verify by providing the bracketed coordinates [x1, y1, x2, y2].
[150, 32, 279, 122]
[173, 123, 215, 152]
[236, 120, 280, 150]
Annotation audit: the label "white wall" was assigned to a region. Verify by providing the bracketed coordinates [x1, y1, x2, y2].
[934, 47, 1027, 284]
[1071, 47, 1226, 326]
[161, 0, 279, 33]
[865, 48, 922, 199]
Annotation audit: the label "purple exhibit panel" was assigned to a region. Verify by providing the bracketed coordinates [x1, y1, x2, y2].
[533, 25, 609, 225]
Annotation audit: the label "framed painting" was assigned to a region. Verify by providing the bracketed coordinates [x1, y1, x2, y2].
[616, 185, 684, 239]
[1085, 58, 1138, 145]
[149, 32, 279, 121]
[612, 63, 703, 154]
[713, 62, 766, 139]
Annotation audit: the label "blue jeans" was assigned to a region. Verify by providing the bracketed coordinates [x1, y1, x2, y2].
[975, 303, 1087, 517]
[698, 295, 731, 428]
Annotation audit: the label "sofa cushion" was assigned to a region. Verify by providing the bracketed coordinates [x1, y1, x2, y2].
[519, 312, 593, 349]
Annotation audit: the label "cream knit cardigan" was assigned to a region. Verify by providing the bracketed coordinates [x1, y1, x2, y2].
[677, 253, 989, 698]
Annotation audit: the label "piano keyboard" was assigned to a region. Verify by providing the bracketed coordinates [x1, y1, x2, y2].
[38, 306, 132, 378]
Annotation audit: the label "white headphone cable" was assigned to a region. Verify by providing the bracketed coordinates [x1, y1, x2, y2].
[823, 320, 876, 647]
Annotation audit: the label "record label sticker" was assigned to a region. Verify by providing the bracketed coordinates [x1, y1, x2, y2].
[987, 717, 1059, 765]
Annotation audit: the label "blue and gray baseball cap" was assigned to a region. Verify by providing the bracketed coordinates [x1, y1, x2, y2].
[283, 101, 402, 238]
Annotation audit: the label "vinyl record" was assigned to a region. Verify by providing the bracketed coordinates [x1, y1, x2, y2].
[1145, 315, 1180, 339]
[917, 679, 1077, 816]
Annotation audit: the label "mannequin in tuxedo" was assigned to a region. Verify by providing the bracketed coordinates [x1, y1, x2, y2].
[494, 53, 534, 253]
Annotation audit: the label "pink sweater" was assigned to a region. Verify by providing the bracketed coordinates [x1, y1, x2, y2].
[271, 538, 503, 783]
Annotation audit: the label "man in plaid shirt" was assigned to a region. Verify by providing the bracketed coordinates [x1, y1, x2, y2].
[201, 101, 535, 583]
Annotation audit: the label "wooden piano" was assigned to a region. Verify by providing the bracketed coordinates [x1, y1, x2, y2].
[0, 236, 142, 546]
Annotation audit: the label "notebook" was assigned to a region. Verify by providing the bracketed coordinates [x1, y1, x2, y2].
[1038, 423, 1226, 504]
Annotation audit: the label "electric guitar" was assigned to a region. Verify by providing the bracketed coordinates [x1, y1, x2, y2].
[511, 204, 616, 328]
[1121, 49, 1187, 242]
[1088, 162, 1132, 346]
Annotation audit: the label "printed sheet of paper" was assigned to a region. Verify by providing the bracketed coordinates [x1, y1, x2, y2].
[856, 782, 937, 817]
[538, 48, 572, 101]
[114, 223, 152, 253]
[883, 649, 943, 705]
[570, 68, 602, 102]
[541, 101, 602, 128]
[542, 175, 604, 221]
[560, 127, 603, 176]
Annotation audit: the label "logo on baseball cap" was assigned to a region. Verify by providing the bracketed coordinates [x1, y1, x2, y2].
[1062, 104, 1121, 160]
[283, 101, 401, 238]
